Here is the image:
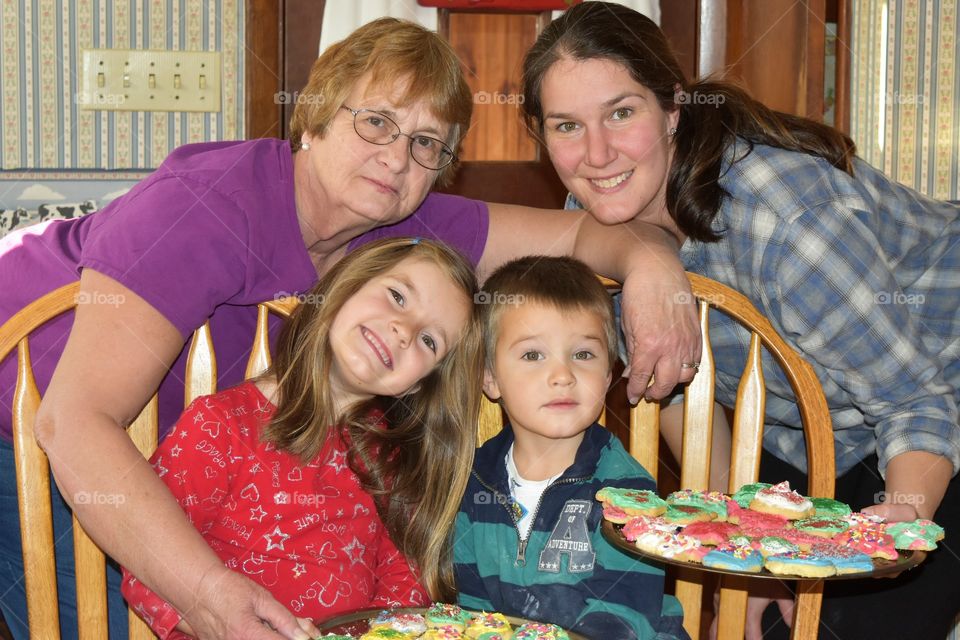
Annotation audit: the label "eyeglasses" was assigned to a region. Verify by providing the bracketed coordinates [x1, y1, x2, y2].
[340, 106, 457, 170]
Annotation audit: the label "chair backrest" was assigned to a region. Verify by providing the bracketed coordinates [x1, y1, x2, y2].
[0, 282, 298, 639]
[477, 272, 835, 640]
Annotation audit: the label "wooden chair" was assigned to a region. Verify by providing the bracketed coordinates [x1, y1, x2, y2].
[0, 281, 298, 639]
[477, 272, 835, 640]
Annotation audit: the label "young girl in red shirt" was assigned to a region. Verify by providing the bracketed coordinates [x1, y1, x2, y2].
[122, 238, 482, 638]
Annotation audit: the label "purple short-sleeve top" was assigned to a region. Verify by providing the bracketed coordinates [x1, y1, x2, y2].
[0, 138, 488, 440]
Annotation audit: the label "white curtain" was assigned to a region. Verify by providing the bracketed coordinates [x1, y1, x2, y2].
[319, 0, 660, 54]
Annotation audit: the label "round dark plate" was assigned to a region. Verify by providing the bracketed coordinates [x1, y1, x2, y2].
[601, 519, 921, 580]
[316, 607, 587, 639]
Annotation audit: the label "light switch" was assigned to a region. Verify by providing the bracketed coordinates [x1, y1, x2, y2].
[79, 49, 221, 112]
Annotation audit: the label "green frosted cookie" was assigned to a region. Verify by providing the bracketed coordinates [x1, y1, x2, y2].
[810, 497, 852, 518]
[731, 482, 772, 508]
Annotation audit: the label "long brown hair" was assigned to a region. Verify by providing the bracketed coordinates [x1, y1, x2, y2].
[262, 238, 483, 600]
[288, 17, 473, 187]
[521, 1, 856, 242]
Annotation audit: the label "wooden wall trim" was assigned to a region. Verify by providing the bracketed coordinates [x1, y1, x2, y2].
[834, 0, 851, 133]
[282, 0, 327, 139]
[245, 0, 282, 140]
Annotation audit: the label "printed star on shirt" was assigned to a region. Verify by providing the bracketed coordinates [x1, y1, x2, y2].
[178, 429, 188, 439]
[336, 508, 344, 517]
[250, 462, 262, 475]
[327, 449, 348, 473]
[342, 537, 367, 566]
[263, 525, 290, 552]
[292, 563, 306, 578]
[192, 411, 204, 423]
[169, 444, 182, 458]
[249, 506, 267, 522]
[287, 552, 301, 562]
[368, 522, 378, 534]
[173, 470, 188, 486]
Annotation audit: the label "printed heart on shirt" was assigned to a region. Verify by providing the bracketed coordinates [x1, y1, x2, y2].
[317, 573, 353, 607]
[287, 467, 303, 482]
[242, 553, 281, 587]
[200, 421, 220, 438]
[240, 483, 260, 502]
[353, 503, 370, 517]
[204, 466, 217, 480]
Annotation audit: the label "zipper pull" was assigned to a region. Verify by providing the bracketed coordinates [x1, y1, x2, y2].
[516, 538, 527, 566]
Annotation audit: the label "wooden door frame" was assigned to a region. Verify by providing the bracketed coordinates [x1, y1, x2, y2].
[245, 0, 326, 141]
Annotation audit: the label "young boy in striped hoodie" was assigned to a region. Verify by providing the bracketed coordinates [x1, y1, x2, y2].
[454, 256, 688, 640]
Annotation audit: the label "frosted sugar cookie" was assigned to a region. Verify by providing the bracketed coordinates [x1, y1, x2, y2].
[465, 612, 512, 639]
[621, 515, 676, 541]
[425, 604, 471, 630]
[702, 543, 763, 573]
[810, 497, 852, 518]
[885, 519, 945, 551]
[811, 542, 875, 574]
[731, 482, 772, 508]
[369, 611, 427, 635]
[513, 622, 570, 640]
[601, 504, 633, 524]
[834, 526, 898, 560]
[634, 530, 705, 562]
[728, 505, 789, 533]
[681, 520, 738, 546]
[595, 487, 667, 517]
[757, 536, 800, 558]
[420, 626, 465, 639]
[764, 552, 837, 578]
[360, 628, 417, 640]
[749, 481, 814, 520]
[666, 489, 729, 520]
[792, 516, 849, 538]
[663, 503, 715, 525]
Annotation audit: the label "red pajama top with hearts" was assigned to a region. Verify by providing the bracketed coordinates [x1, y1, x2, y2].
[121, 382, 428, 639]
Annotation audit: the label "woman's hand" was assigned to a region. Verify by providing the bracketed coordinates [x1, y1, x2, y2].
[181, 567, 319, 640]
[620, 269, 701, 402]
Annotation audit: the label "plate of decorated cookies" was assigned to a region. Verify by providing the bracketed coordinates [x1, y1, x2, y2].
[598, 481, 945, 580]
[316, 603, 587, 639]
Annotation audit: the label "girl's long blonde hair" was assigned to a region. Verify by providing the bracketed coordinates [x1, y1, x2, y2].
[262, 237, 483, 600]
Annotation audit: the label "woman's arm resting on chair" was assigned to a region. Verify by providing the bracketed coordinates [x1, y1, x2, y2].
[34, 269, 315, 640]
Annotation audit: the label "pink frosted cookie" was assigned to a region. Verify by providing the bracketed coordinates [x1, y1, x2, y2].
[777, 528, 827, 551]
[681, 520, 739, 546]
[621, 515, 676, 541]
[834, 526, 898, 560]
[749, 481, 814, 520]
[729, 506, 789, 533]
[602, 504, 633, 524]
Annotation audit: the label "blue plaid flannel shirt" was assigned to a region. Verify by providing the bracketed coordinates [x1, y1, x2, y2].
[568, 139, 960, 477]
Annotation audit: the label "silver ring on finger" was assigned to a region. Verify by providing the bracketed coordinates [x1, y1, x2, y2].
[680, 362, 700, 370]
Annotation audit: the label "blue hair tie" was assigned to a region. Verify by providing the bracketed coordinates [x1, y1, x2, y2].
[411, 237, 421, 245]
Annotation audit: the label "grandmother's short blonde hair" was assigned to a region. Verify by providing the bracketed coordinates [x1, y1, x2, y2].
[288, 17, 473, 187]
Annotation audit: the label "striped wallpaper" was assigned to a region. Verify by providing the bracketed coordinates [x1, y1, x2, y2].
[851, 0, 960, 199]
[0, 0, 244, 171]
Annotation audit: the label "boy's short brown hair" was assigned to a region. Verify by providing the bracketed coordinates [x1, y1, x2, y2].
[479, 256, 617, 369]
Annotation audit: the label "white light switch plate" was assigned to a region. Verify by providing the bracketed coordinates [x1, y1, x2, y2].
[79, 49, 221, 112]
